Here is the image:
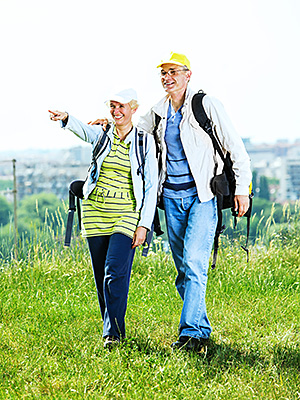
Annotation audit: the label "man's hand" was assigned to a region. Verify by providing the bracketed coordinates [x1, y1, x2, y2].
[48, 110, 68, 122]
[132, 226, 147, 249]
[88, 118, 109, 130]
[234, 195, 249, 217]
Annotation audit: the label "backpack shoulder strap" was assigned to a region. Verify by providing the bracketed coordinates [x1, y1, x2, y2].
[191, 91, 210, 130]
[135, 128, 153, 257]
[135, 128, 147, 212]
[191, 92, 226, 163]
[153, 113, 162, 159]
[152, 113, 163, 172]
[90, 124, 111, 183]
[135, 128, 147, 178]
[92, 124, 111, 161]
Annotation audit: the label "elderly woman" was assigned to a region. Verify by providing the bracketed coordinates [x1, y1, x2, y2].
[49, 89, 158, 349]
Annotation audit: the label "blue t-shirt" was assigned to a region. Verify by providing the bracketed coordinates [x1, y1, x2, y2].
[163, 102, 197, 198]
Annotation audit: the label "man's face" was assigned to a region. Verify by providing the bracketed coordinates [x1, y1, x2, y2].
[160, 63, 192, 96]
[109, 101, 135, 127]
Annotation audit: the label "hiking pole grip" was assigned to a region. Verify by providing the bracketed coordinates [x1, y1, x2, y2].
[64, 191, 76, 247]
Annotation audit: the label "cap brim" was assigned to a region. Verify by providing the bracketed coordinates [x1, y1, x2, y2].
[157, 60, 186, 68]
[105, 96, 128, 107]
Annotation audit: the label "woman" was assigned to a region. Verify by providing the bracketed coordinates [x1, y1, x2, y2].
[49, 88, 158, 349]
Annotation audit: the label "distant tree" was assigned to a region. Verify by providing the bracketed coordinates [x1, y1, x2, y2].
[252, 170, 258, 196]
[0, 196, 12, 226]
[259, 175, 270, 200]
[0, 180, 13, 191]
[18, 193, 63, 229]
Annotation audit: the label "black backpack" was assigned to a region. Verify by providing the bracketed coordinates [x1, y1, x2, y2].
[153, 91, 253, 268]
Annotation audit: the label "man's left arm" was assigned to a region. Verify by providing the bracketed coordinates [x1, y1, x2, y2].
[204, 96, 252, 217]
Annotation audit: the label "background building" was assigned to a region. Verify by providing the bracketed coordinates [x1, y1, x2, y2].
[2, 138, 300, 204]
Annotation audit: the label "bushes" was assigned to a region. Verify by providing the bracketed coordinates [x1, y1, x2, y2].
[0, 193, 67, 262]
[0, 196, 12, 226]
[221, 198, 300, 247]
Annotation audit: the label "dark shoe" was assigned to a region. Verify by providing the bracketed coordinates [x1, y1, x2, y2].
[104, 336, 120, 349]
[171, 336, 209, 352]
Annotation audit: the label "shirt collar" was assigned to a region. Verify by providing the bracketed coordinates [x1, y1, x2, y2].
[168, 101, 183, 118]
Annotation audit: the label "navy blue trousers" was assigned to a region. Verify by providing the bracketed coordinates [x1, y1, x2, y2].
[87, 233, 135, 339]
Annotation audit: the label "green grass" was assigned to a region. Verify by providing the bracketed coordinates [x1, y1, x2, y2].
[0, 235, 299, 399]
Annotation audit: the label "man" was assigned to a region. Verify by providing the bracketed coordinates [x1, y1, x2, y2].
[137, 52, 252, 351]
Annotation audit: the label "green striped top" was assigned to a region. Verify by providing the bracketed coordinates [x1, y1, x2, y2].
[81, 130, 140, 238]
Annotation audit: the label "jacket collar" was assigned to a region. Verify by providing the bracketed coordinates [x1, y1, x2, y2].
[152, 85, 196, 116]
[124, 127, 136, 145]
[109, 124, 136, 145]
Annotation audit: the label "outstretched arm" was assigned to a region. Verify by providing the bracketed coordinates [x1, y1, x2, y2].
[48, 109, 104, 144]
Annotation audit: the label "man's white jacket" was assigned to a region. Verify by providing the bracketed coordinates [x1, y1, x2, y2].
[138, 86, 252, 203]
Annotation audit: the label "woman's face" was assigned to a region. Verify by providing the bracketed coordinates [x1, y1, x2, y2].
[109, 101, 135, 127]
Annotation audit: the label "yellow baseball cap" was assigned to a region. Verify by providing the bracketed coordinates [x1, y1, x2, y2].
[157, 52, 191, 70]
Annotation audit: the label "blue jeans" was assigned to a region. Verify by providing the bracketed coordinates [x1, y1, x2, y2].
[87, 234, 135, 339]
[163, 195, 217, 339]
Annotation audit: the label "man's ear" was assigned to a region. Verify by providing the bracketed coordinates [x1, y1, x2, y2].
[131, 107, 138, 115]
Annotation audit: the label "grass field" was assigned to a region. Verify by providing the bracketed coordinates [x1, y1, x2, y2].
[0, 232, 299, 399]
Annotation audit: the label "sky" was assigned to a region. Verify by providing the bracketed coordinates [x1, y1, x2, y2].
[0, 0, 300, 152]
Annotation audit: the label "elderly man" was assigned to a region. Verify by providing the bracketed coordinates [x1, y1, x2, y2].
[138, 52, 252, 351]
